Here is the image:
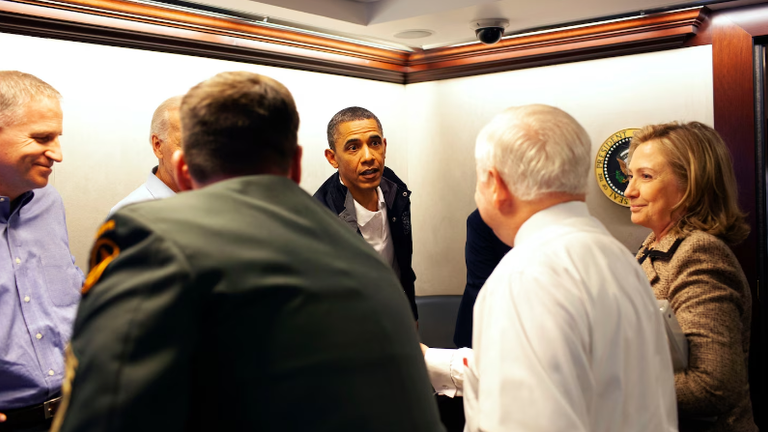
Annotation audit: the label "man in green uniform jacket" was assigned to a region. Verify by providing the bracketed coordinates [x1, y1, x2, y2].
[54, 71, 443, 432]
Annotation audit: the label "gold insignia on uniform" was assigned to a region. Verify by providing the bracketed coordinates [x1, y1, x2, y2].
[82, 236, 120, 295]
[94, 219, 115, 239]
[594, 128, 640, 207]
[50, 345, 78, 432]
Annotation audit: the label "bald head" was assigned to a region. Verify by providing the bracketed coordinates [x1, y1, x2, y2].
[150, 96, 182, 144]
[150, 96, 183, 192]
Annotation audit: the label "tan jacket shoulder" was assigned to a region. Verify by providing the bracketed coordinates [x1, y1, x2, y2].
[635, 230, 756, 432]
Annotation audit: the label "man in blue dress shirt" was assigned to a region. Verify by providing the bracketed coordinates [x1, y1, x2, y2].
[109, 96, 181, 216]
[0, 71, 84, 432]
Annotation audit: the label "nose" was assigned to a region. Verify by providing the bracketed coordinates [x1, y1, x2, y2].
[44, 138, 63, 163]
[361, 144, 374, 162]
[625, 176, 638, 198]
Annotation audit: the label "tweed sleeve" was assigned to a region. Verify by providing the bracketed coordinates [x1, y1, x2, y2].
[665, 235, 750, 417]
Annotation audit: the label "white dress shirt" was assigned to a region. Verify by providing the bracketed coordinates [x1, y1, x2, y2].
[353, 186, 395, 268]
[429, 201, 678, 432]
[110, 166, 176, 216]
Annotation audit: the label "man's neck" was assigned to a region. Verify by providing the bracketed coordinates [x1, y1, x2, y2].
[502, 193, 586, 247]
[155, 165, 180, 193]
[348, 186, 379, 212]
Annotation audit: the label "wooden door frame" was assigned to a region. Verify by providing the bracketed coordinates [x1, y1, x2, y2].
[691, 4, 768, 426]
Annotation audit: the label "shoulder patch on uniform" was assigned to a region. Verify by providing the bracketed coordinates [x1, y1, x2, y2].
[82, 235, 120, 295]
[94, 219, 115, 239]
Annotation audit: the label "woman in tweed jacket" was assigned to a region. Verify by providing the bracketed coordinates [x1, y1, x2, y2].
[625, 121, 757, 432]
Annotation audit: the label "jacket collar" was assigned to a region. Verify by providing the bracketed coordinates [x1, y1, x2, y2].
[636, 231, 686, 283]
[325, 167, 410, 231]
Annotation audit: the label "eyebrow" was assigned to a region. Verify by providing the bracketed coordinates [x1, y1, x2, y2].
[343, 134, 382, 147]
[344, 138, 362, 147]
[628, 166, 656, 174]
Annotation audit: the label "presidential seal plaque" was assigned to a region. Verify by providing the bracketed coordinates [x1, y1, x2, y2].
[595, 128, 639, 207]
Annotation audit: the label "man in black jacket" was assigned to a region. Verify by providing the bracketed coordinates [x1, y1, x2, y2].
[314, 107, 417, 320]
[453, 209, 511, 348]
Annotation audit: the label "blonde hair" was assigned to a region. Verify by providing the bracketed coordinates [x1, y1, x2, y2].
[628, 121, 749, 245]
[475, 104, 591, 201]
[0, 71, 61, 128]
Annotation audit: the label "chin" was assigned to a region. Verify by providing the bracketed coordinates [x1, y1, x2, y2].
[631, 218, 653, 233]
[30, 177, 50, 189]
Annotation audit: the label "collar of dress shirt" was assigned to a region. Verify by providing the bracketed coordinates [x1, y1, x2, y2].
[146, 166, 176, 200]
[513, 201, 590, 248]
[0, 190, 35, 224]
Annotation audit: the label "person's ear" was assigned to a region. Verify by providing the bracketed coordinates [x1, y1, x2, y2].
[172, 149, 194, 191]
[489, 168, 514, 213]
[289, 145, 303, 184]
[324, 147, 339, 169]
[151, 134, 163, 159]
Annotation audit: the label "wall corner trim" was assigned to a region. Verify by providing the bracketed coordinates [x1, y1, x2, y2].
[0, 0, 708, 83]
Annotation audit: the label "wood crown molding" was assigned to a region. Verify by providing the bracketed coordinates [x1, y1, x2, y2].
[406, 8, 707, 83]
[0, 0, 708, 84]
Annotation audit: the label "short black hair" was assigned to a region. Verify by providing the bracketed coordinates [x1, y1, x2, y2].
[326, 106, 383, 150]
[181, 71, 300, 183]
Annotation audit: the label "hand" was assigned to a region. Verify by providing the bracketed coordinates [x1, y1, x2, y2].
[0, 412, 6, 422]
[420, 343, 429, 357]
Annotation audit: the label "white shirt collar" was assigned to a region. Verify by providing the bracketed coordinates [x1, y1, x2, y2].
[514, 201, 590, 247]
[354, 186, 386, 227]
[146, 166, 176, 200]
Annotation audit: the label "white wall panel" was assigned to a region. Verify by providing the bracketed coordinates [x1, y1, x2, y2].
[1, 32, 713, 297]
[405, 46, 714, 295]
[0, 32, 407, 269]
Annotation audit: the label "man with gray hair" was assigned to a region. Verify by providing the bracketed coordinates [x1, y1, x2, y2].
[0, 71, 83, 431]
[423, 104, 678, 431]
[109, 95, 182, 215]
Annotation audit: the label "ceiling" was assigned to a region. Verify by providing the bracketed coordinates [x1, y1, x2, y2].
[159, 0, 768, 50]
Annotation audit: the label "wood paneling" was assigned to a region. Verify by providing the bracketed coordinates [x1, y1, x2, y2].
[709, 4, 768, 427]
[713, 12, 758, 288]
[0, 0, 706, 84]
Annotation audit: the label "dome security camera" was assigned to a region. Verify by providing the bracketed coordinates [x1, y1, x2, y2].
[471, 19, 510, 45]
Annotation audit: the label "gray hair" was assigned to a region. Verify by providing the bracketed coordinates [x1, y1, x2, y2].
[0, 71, 61, 128]
[149, 95, 182, 142]
[475, 104, 591, 201]
[326, 106, 383, 149]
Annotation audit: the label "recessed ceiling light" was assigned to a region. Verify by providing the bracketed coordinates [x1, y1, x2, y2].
[394, 30, 434, 39]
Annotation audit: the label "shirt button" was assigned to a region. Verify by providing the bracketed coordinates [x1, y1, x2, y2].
[402, 192, 407, 196]
[392, 217, 396, 222]
[24, 296, 30, 303]
[36, 333, 42, 340]
[48, 369, 54, 376]
[15, 258, 21, 264]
